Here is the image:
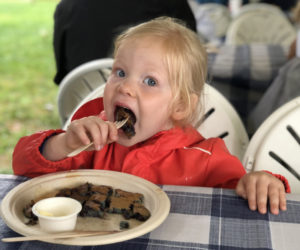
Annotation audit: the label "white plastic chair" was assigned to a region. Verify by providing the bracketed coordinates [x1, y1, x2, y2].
[235, 3, 285, 18]
[57, 58, 114, 126]
[225, 3, 296, 46]
[64, 83, 249, 161]
[243, 97, 300, 193]
[196, 84, 249, 161]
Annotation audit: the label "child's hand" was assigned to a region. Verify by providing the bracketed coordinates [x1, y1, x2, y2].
[65, 115, 118, 152]
[235, 171, 287, 215]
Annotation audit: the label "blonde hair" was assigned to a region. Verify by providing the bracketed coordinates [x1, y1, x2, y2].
[113, 17, 207, 126]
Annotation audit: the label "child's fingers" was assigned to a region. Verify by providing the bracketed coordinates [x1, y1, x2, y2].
[85, 118, 117, 149]
[85, 119, 118, 149]
[98, 110, 107, 120]
[236, 172, 287, 215]
[256, 179, 269, 214]
[268, 180, 286, 214]
[86, 119, 108, 150]
[67, 116, 109, 150]
[245, 178, 258, 211]
[235, 180, 247, 199]
[268, 185, 280, 215]
[106, 121, 119, 143]
[68, 120, 91, 145]
[279, 187, 287, 211]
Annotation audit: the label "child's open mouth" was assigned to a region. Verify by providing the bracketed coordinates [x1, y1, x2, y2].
[115, 106, 136, 139]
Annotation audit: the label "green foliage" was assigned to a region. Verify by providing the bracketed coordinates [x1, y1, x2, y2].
[0, 0, 60, 174]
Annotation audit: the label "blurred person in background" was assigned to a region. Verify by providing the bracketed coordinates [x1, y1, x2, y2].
[248, 1, 300, 134]
[260, 0, 298, 12]
[194, 0, 250, 6]
[53, 0, 196, 85]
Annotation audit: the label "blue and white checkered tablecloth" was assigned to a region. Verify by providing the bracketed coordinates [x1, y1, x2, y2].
[1, 174, 300, 250]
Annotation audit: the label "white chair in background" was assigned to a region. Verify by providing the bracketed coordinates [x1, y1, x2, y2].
[64, 82, 249, 161]
[235, 3, 285, 18]
[243, 97, 300, 193]
[57, 58, 113, 126]
[225, 3, 296, 46]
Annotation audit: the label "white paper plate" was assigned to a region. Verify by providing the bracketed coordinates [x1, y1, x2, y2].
[0, 170, 170, 246]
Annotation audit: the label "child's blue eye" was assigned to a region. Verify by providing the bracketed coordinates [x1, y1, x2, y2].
[144, 77, 156, 86]
[117, 69, 125, 77]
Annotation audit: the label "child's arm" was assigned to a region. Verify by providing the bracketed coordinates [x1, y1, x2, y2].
[235, 171, 287, 215]
[42, 115, 118, 161]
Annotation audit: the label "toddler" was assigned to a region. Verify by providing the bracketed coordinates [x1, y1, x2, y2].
[13, 17, 289, 215]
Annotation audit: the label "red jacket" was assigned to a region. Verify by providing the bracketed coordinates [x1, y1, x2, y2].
[13, 98, 247, 189]
[13, 98, 291, 191]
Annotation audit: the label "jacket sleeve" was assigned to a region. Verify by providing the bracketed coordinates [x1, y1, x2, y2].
[12, 98, 104, 178]
[12, 129, 94, 178]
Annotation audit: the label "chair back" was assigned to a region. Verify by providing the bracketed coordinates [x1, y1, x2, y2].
[196, 84, 249, 161]
[243, 97, 300, 193]
[57, 58, 113, 126]
[225, 3, 296, 46]
[236, 3, 285, 17]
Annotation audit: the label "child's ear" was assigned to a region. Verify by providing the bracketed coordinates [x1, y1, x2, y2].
[171, 94, 198, 121]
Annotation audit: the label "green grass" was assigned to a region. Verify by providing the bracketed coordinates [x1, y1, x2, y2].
[0, 0, 60, 174]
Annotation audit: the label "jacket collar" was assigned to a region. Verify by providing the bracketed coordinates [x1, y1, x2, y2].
[129, 126, 205, 153]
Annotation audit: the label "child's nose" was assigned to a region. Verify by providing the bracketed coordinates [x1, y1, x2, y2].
[118, 79, 136, 97]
